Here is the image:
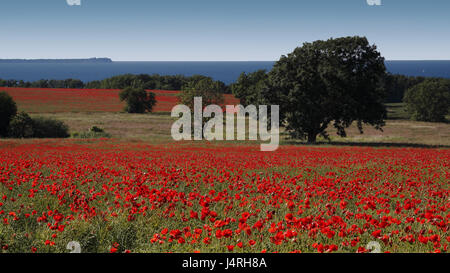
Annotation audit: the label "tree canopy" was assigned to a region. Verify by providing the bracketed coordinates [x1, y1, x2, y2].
[404, 78, 450, 122]
[8, 111, 34, 138]
[179, 78, 224, 110]
[85, 74, 230, 93]
[231, 70, 268, 106]
[0, 91, 18, 137]
[119, 87, 157, 113]
[263, 36, 387, 143]
[384, 74, 427, 103]
[0, 74, 230, 93]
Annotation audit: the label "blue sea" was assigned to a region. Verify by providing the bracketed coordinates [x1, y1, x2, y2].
[0, 61, 450, 84]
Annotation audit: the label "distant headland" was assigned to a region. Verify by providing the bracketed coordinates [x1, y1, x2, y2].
[0, 58, 113, 64]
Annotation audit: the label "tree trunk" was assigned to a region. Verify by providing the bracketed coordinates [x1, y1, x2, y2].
[307, 132, 317, 143]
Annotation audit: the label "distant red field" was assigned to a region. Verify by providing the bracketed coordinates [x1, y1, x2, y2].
[0, 87, 240, 113]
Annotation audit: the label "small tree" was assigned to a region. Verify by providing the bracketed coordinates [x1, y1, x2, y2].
[8, 112, 34, 138]
[0, 91, 18, 137]
[119, 87, 157, 113]
[179, 78, 224, 110]
[179, 78, 225, 138]
[404, 79, 450, 122]
[266, 36, 387, 143]
[231, 70, 268, 106]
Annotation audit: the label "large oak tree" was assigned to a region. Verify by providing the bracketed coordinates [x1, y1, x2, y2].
[266, 36, 387, 143]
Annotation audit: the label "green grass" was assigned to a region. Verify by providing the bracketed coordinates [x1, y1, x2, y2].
[28, 111, 450, 147]
[386, 103, 409, 120]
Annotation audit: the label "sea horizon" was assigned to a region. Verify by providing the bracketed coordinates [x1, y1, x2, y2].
[1, 60, 450, 84]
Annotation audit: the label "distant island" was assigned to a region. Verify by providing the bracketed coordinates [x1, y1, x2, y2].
[0, 58, 113, 64]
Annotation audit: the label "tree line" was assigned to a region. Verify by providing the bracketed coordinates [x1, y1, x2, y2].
[0, 70, 447, 105]
[0, 78, 85, 89]
[0, 74, 231, 93]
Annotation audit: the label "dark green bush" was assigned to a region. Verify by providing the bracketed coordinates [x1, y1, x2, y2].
[119, 87, 157, 113]
[404, 79, 450, 122]
[90, 126, 105, 133]
[0, 91, 18, 137]
[8, 112, 34, 138]
[32, 117, 70, 138]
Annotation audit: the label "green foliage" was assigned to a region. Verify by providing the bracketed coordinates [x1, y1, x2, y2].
[32, 117, 70, 138]
[8, 112, 34, 138]
[186, 75, 230, 94]
[404, 79, 450, 122]
[83, 74, 230, 92]
[265, 36, 387, 143]
[84, 80, 101, 89]
[179, 78, 224, 110]
[0, 72, 444, 102]
[385, 103, 409, 120]
[384, 74, 427, 103]
[0, 78, 84, 89]
[0, 74, 231, 93]
[119, 87, 157, 113]
[0, 91, 18, 137]
[231, 70, 268, 106]
[90, 126, 105, 133]
[6, 112, 70, 139]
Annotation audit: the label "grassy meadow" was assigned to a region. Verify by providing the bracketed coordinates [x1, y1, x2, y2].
[28, 105, 450, 147]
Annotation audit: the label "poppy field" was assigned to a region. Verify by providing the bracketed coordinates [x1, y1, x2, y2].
[0, 139, 448, 253]
[0, 87, 239, 113]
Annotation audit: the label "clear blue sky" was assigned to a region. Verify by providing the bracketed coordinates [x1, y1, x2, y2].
[1, 0, 449, 61]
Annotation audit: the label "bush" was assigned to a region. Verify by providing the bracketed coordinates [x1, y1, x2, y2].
[404, 79, 450, 122]
[8, 112, 34, 138]
[179, 78, 224, 110]
[119, 87, 157, 113]
[32, 117, 70, 138]
[7, 113, 70, 139]
[0, 91, 18, 137]
[89, 126, 104, 133]
[231, 70, 268, 106]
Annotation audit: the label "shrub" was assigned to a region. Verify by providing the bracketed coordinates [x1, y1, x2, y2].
[231, 70, 268, 106]
[89, 126, 104, 133]
[404, 79, 450, 122]
[0, 91, 18, 137]
[8, 112, 34, 138]
[32, 117, 70, 138]
[119, 87, 156, 113]
[179, 78, 224, 110]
